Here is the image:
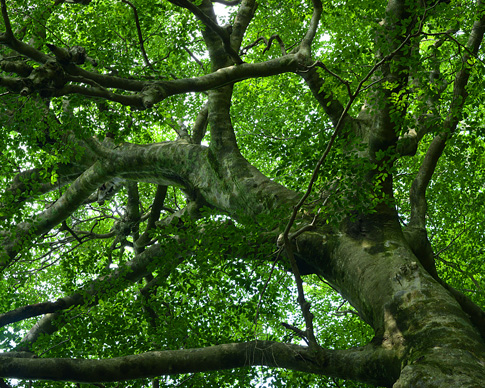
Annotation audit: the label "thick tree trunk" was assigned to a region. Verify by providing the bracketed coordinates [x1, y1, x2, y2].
[294, 215, 485, 387]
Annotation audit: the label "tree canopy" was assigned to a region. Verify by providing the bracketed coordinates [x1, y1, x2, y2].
[1, 0, 485, 387]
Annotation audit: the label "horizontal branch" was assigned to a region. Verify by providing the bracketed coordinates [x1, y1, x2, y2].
[0, 341, 399, 386]
[3, 54, 300, 108]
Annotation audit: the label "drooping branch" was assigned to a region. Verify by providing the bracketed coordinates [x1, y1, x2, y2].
[0, 341, 399, 386]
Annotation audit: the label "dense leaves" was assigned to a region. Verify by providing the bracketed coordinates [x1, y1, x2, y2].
[1, 0, 485, 387]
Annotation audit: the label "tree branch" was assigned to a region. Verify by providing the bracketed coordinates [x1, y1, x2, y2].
[230, 0, 256, 51]
[0, 341, 399, 387]
[168, 0, 243, 64]
[298, 0, 322, 55]
[10, 244, 179, 350]
[1, 161, 115, 268]
[191, 102, 209, 144]
[8, 55, 300, 108]
[135, 185, 168, 250]
[0, 0, 14, 40]
[121, 0, 156, 72]
[408, 3, 485, 230]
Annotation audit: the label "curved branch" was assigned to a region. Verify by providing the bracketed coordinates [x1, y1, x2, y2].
[0, 341, 399, 387]
[1, 138, 300, 268]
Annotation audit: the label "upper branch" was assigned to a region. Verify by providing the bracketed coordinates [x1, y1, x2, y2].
[168, 0, 243, 64]
[298, 0, 323, 56]
[121, 0, 155, 72]
[3, 55, 299, 108]
[0, 0, 13, 40]
[231, 0, 257, 52]
[408, 1, 485, 230]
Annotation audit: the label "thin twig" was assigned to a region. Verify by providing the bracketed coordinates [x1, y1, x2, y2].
[253, 250, 281, 334]
[121, 0, 156, 72]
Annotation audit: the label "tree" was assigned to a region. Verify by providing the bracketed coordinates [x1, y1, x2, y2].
[0, 0, 484, 386]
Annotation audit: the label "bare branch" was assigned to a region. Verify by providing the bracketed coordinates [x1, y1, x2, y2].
[240, 35, 286, 56]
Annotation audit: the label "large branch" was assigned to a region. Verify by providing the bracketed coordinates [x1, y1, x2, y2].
[230, 0, 257, 51]
[0, 341, 399, 386]
[408, 2, 485, 231]
[0, 165, 82, 221]
[1, 160, 114, 267]
[1, 140, 299, 268]
[2, 55, 300, 108]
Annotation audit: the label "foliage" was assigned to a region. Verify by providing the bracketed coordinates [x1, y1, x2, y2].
[1, 0, 485, 387]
